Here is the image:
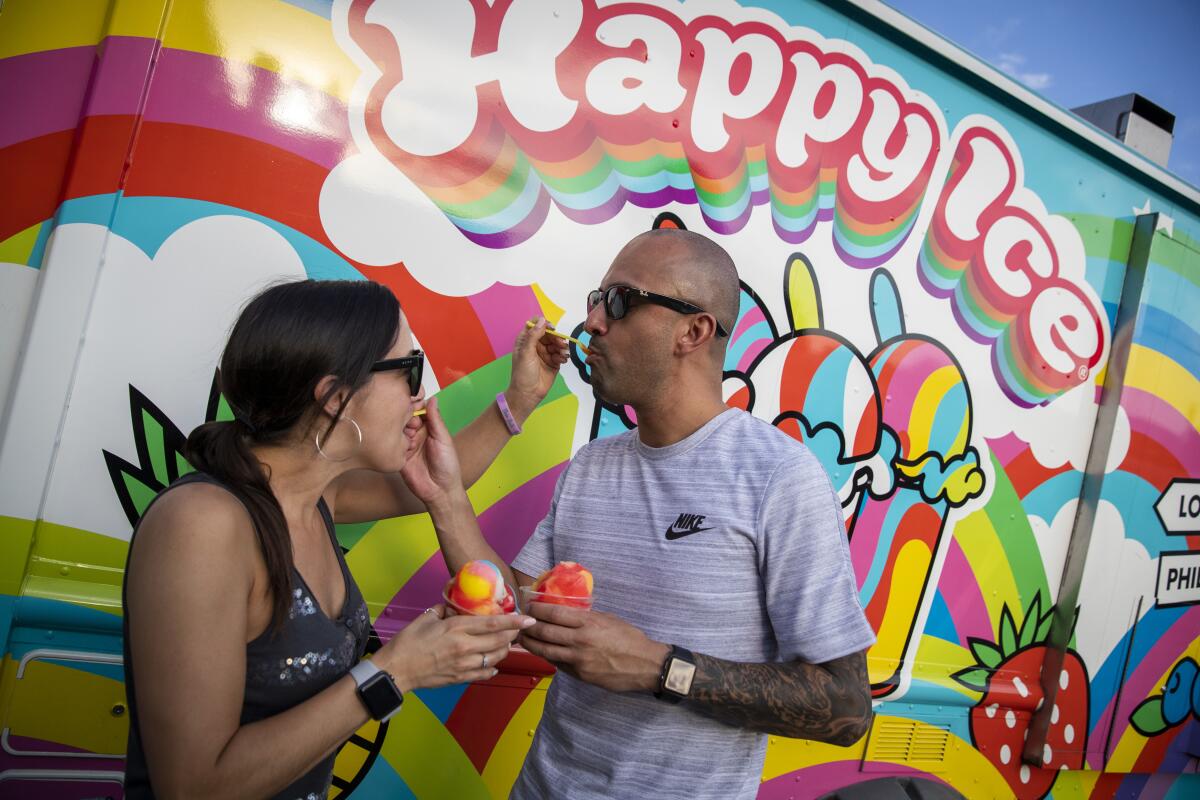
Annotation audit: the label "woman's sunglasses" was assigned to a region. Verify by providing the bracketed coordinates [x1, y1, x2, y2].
[370, 350, 425, 396]
[586, 285, 729, 337]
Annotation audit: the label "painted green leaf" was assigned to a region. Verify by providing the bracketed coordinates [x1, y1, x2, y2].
[999, 606, 1018, 657]
[142, 408, 169, 486]
[952, 666, 992, 692]
[121, 471, 159, 519]
[1129, 696, 1170, 736]
[1035, 610, 1055, 643]
[1020, 595, 1042, 648]
[970, 639, 1004, 669]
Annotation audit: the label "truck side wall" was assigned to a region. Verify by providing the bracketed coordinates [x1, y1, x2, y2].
[1, 1, 1197, 797]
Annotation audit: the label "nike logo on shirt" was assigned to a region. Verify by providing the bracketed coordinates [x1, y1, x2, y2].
[665, 512, 713, 540]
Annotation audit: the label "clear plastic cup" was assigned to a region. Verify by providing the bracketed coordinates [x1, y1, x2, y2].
[443, 581, 518, 616]
[519, 585, 594, 612]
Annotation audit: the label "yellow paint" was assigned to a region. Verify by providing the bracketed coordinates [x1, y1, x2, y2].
[161, 0, 359, 101]
[869, 539, 930, 686]
[912, 636, 976, 700]
[762, 717, 1013, 797]
[907, 365, 966, 457]
[762, 731, 865, 777]
[953, 509, 1022, 625]
[347, 395, 576, 613]
[3, 0, 358, 101]
[530, 284, 565, 327]
[785, 253, 821, 330]
[1044, 771, 1103, 798]
[1106, 721, 1150, 773]
[1126, 344, 1200, 431]
[481, 678, 551, 799]
[1, 657, 127, 755]
[379, 692, 490, 800]
[0, 223, 43, 265]
[0, 0, 110, 58]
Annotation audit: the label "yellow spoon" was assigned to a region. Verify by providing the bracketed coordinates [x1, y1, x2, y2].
[526, 319, 591, 354]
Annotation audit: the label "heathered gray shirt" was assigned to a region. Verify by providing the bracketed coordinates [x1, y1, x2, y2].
[510, 408, 876, 800]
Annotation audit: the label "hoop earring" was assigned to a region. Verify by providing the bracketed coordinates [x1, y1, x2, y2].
[315, 417, 363, 462]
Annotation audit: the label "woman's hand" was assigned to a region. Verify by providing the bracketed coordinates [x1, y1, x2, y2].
[377, 605, 535, 690]
[505, 317, 569, 424]
[399, 397, 463, 504]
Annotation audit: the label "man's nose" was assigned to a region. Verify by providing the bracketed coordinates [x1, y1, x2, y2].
[584, 301, 608, 337]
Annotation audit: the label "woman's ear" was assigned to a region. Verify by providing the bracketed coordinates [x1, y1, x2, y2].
[313, 375, 351, 419]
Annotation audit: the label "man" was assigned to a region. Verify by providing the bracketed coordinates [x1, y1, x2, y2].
[426, 229, 875, 799]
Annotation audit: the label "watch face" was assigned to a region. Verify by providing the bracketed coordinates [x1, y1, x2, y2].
[664, 658, 696, 695]
[360, 672, 403, 720]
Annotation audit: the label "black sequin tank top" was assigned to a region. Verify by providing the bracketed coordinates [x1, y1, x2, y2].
[122, 472, 370, 799]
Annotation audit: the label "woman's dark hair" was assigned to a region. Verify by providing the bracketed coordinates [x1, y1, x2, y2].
[186, 280, 400, 631]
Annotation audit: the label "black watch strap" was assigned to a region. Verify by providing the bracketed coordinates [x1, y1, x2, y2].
[655, 645, 696, 703]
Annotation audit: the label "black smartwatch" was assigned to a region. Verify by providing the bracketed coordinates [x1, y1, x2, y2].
[654, 645, 696, 703]
[349, 660, 404, 722]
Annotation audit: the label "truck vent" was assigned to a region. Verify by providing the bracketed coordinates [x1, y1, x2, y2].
[866, 717, 950, 766]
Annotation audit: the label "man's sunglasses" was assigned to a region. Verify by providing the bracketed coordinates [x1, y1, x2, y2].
[587, 285, 729, 337]
[370, 350, 425, 395]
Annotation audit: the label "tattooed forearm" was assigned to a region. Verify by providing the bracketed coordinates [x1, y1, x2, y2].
[686, 650, 872, 745]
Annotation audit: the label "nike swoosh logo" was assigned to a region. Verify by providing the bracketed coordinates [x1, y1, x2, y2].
[665, 525, 714, 540]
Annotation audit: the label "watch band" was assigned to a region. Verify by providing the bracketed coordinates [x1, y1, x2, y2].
[349, 659, 404, 722]
[349, 659, 382, 687]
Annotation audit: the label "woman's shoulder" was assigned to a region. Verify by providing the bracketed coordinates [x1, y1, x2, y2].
[134, 477, 258, 559]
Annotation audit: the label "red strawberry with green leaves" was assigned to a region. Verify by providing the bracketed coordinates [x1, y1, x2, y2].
[953, 593, 1089, 800]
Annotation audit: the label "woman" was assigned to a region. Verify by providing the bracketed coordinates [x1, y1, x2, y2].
[122, 279, 566, 798]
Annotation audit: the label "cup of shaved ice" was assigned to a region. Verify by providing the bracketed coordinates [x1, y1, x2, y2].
[520, 561, 594, 610]
[443, 559, 517, 615]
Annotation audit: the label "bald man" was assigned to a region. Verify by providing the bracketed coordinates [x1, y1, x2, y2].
[430, 230, 875, 799]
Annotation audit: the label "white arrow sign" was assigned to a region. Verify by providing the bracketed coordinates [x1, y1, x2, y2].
[1155, 479, 1200, 535]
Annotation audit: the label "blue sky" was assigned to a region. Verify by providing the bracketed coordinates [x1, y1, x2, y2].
[881, 0, 1200, 188]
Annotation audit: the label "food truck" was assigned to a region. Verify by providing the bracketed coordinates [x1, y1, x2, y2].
[1, 0, 1198, 797]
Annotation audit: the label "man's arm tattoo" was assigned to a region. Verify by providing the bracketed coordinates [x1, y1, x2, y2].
[686, 649, 873, 746]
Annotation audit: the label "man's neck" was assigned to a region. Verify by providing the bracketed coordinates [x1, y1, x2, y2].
[632, 386, 729, 448]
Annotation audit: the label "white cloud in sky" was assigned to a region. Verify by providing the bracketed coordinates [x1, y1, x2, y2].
[996, 52, 1053, 90]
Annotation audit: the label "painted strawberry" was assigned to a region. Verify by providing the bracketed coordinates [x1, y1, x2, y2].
[953, 593, 1089, 800]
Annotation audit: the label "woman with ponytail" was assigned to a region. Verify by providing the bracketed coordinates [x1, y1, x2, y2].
[121, 279, 567, 799]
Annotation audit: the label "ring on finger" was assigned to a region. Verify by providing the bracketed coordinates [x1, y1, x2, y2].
[481, 653, 489, 669]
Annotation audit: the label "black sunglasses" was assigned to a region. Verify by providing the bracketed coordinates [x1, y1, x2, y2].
[587, 285, 729, 337]
[370, 350, 425, 395]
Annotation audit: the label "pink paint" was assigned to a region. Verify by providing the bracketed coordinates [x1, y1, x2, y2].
[936, 538, 994, 645]
[1121, 386, 1200, 475]
[757, 760, 952, 799]
[467, 283, 543, 358]
[0, 47, 97, 148]
[733, 306, 765, 340]
[849, 494, 888, 590]
[985, 431, 1028, 467]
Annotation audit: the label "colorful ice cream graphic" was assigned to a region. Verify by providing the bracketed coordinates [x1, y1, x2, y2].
[855, 270, 986, 694]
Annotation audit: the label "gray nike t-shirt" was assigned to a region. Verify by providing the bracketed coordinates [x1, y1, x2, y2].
[510, 408, 876, 800]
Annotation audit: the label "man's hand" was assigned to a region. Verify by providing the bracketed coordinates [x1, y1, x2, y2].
[520, 603, 670, 694]
[505, 317, 569, 424]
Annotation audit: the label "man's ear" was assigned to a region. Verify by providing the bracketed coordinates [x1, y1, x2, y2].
[676, 314, 719, 356]
[313, 375, 351, 419]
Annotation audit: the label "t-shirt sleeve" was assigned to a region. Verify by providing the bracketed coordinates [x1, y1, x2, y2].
[758, 449, 876, 665]
[511, 463, 570, 581]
